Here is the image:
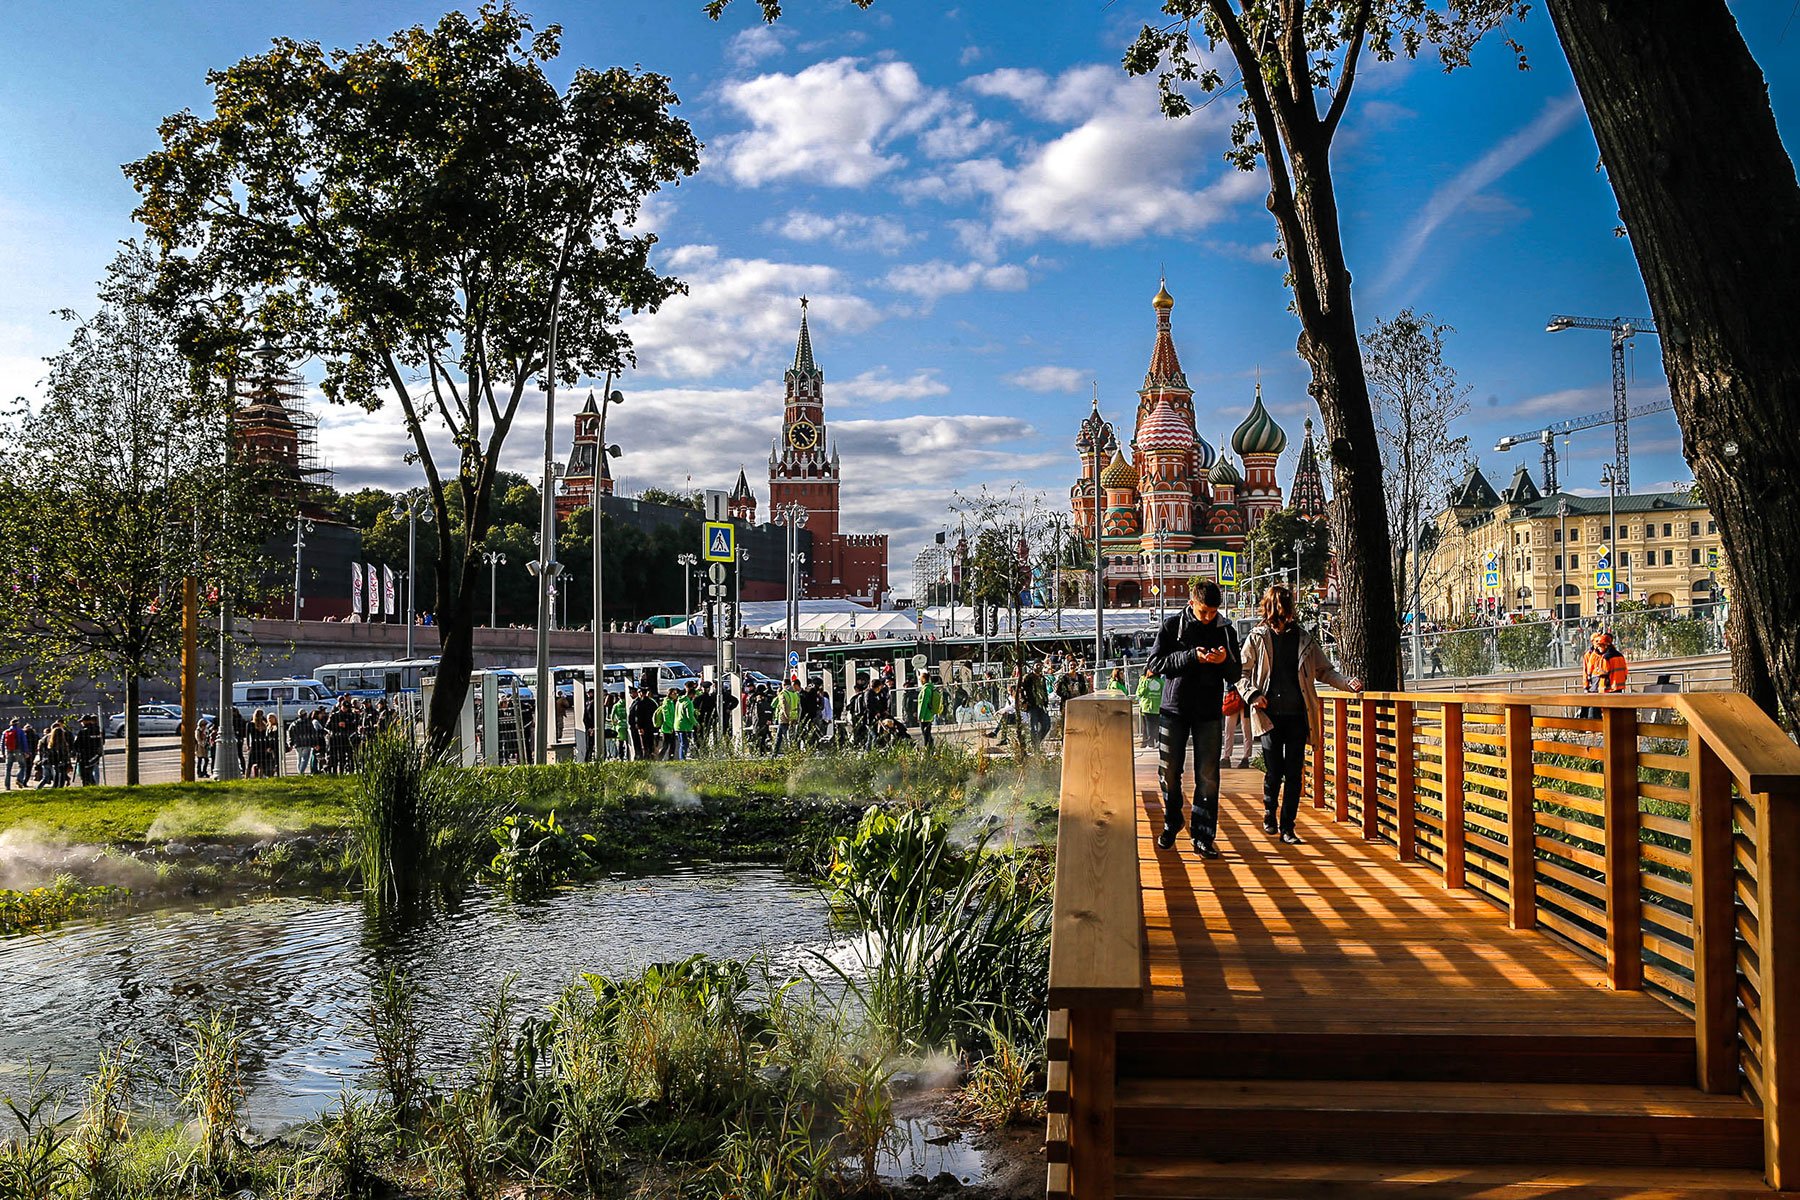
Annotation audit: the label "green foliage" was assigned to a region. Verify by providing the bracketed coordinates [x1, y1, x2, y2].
[1661, 617, 1711, 659]
[303, 1090, 394, 1200]
[1245, 508, 1333, 590]
[0, 876, 128, 935]
[486, 810, 598, 898]
[75, 1042, 137, 1200]
[367, 968, 427, 1125]
[178, 1011, 244, 1174]
[824, 808, 1052, 1054]
[1497, 620, 1553, 672]
[956, 1021, 1046, 1131]
[0, 1069, 72, 1200]
[1439, 626, 1495, 678]
[353, 734, 506, 908]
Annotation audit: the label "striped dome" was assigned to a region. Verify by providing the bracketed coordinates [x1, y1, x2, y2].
[1099, 450, 1138, 490]
[1209, 453, 1242, 487]
[1193, 431, 1217, 471]
[1232, 385, 1288, 457]
[1137, 399, 1195, 454]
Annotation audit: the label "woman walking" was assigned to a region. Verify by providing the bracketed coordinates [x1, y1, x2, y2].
[1237, 584, 1361, 845]
[1134, 668, 1162, 750]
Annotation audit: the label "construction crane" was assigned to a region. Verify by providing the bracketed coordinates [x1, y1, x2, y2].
[1494, 397, 1675, 494]
[1544, 313, 1660, 492]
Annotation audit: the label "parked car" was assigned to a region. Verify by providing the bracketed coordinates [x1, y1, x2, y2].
[105, 704, 189, 737]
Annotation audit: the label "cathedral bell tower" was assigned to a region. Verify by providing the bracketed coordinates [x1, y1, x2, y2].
[768, 297, 841, 543]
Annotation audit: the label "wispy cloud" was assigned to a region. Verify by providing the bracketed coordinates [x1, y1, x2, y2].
[1376, 95, 1583, 297]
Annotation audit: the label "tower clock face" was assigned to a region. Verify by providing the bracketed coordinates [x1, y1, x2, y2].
[788, 419, 819, 451]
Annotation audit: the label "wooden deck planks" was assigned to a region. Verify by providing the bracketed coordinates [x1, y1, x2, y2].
[1120, 760, 1691, 1040]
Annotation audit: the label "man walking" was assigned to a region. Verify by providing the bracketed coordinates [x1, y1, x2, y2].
[1148, 578, 1241, 859]
[916, 671, 943, 750]
[74, 715, 105, 786]
[3, 718, 24, 790]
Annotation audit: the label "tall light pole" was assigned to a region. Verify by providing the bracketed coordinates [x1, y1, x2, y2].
[1078, 397, 1110, 670]
[483, 550, 507, 628]
[393, 492, 433, 658]
[1600, 463, 1620, 620]
[677, 552, 699, 634]
[291, 515, 315, 622]
[590, 379, 624, 722]
[215, 354, 241, 781]
[774, 502, 809, 675]
[1558, 498, 1571, 632]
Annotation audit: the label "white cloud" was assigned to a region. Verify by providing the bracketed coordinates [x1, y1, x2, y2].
[713, 58, 933, 188]
[1004, 365, 1088, 393]
[623, 244, 882, 378]
[726, 24, 787, 68]
[767, 210, 915, 254]
[951, 64, 1261, 247]
[1377, 95, 1583, 296]
[835, 368, 951, 406]
[883, 258, 1028, 300]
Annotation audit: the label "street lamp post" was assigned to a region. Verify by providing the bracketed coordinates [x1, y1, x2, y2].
[677, 552, 699, 634]
[1077, 400, 1110, 671]
[774, 502, 810, 676]
[291, 515, 315, 622]
[1600, 463, 1620, 621]
[483, 551, 507, 628]
[1558, 498, 1571, 643]
[590, 380, 623, 736]
[393, 493, 433, 658]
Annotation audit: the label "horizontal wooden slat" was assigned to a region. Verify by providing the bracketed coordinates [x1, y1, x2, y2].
[1678, 691, 1800, 795]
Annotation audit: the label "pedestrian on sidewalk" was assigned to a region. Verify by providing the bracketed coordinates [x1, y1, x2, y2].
[1148, 578, 1241, 859]
[1237, 583, 1361, 846]
[3, 718, 25, 790]
[74, 715, 104, 786]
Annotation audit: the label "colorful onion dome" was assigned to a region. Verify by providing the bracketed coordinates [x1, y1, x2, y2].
[1232, 383, 1288, 457]
[1099, 450, 1139, 490]
[1153, 278, 1175, 310]
[1137, 398, 1196, 454]
[1193, 430, 1216, 471]
[1209, 452, 1242, 487]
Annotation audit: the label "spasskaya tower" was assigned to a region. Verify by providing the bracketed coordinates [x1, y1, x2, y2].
[765, 298, 887, 603]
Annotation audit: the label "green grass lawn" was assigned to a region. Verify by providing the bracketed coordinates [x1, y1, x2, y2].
[0, 776, 357, 843]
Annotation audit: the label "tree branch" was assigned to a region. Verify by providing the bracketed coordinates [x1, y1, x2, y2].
[1322, 0, 1370, 139]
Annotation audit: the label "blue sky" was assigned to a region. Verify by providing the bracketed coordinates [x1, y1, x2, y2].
[4, 2, 1797, 590]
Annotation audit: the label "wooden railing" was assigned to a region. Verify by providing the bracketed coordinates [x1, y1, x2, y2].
[1310, 688, 1800, 1188]
[1044, 693, 1141, 1200]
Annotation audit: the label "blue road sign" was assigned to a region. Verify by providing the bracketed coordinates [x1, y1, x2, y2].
[703, 521, 735, 563]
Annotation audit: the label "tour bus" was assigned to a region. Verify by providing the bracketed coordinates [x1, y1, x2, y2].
[311, 658, 440, 700]
[546, 660, 699, 699]
[229, 678, 336, 719]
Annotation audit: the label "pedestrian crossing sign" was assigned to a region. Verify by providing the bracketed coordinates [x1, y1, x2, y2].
[1219, 550, 1239, 585]
[1594, 548, 1612, 592]
[1482, 551, 1499, 590]
[703, 521, 735, 563]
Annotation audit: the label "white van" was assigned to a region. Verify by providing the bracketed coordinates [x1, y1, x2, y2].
[233, 678, 335, 719]
[603, 660, 699, 696]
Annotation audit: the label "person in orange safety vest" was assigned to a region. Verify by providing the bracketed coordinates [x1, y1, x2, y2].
[1583, 630, 1629, 694]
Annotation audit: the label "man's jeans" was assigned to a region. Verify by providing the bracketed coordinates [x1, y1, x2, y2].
[6, 751, 24, 789]
[1161, 709, 1223, 844]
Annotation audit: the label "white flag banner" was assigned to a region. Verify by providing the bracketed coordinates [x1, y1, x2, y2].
[352, 564, 364, 616]
[384, 566, 397, 620]
[367, 564, 381, 616]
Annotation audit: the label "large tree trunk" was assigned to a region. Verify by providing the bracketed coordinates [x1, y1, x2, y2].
[1546, 0, 1800, 725]
[425, 555, 484, 755]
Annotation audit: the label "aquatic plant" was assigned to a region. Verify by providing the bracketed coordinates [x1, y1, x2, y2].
[74, 1040, 136, 1200]
[352, 733, 503, 907]
[303, 1089, 393, 1200]
[0, 1068, 71, 1200]
[420, 1088, 507, 1200]
[710, 1104, 836, 1200]
[366, 968, 426, 1124]
[485, 810, 597, 898]
[0, 875, 129, 935]
[833, 1054, 900, 1192]
[178, 1011, 243, 1173]
[955, 1022, 1045, 1130]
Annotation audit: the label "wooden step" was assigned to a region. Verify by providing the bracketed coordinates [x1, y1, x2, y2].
[1115, 1028, 1697, 1086]
[1114, 1157, 1773, 1199]
[1113, 1080, 1762, 1170]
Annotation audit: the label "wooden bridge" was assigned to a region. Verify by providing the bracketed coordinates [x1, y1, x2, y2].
[1045, 689, 1800, 1198]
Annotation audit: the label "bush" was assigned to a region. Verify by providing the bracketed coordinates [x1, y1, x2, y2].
[1438, 627, 1495, 678]
[1497, 620, 1553, 672]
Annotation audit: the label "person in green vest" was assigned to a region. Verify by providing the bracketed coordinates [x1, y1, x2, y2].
[916, 673, 944, 750]
[657, 690, 680, 760]
[1135, 668, 1164, 750]
[674, 682, 699, 759]
[773, 676, 803, 754]
[1106, 666, 1128, 694]
[608, 693, 628, 760]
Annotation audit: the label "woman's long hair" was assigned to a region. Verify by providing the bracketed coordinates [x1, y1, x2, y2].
[1260, 584, 1298, 629]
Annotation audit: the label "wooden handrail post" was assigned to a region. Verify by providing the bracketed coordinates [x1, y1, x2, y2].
[1361, 695, 1379, 840]
[1757, 787, 1800, 1188]
[1394, 698, 1416, 861]
[1504, 702, 1536, 930]
[1067, 1006, 1116, 1200]
[1333, 696, 1350, 822]
[1442, 702, 1466, 890]
[1600, 706, 1643, 990]
[1688, 738, 1736, 1094]
[1311, 713, 1328, 811]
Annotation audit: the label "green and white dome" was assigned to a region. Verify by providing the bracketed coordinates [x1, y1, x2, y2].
[1231, 383, 1288, 457]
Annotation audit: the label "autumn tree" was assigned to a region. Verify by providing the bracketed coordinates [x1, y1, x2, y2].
[1543, 1, 1800, 724]
[1363, 308, 1471, 673]
[127, 4, 700, 748]
[0, 247, 276, 782]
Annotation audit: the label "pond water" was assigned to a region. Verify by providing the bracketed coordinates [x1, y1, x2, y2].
[0, 867, 836, 1131]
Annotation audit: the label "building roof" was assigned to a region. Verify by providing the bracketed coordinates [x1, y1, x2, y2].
[730, 467, 753, 501]
[1231, 383, 1288, 457]
[1449, 465, 1501, 510]
[1100, 449, 1139, 490]
[1208, 452, 1242, 488]
[1290, 418, 1328, 520]
[1502, 465, 1542, 505]
[787, 299, 821, 380]
[1137, 397, 1196, 454]
[1142, 281, 1190, 391]
[1516, 490, 1707, 519]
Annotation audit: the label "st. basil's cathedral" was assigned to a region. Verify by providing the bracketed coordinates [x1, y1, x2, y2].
[1072, 282, 1330, 607]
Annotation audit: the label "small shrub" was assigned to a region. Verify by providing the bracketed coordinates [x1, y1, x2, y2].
[0, 1068, 71, 1200]
[366, 968, 426, 1123]
[179, 1011, 244, 1174]
[955, 1023, 1044, 1130]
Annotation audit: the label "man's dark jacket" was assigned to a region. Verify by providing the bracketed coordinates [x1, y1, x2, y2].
[1147, 607, 1242, 717]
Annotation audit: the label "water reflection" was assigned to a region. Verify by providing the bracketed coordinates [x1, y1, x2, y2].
[0, 867, 833, 1130]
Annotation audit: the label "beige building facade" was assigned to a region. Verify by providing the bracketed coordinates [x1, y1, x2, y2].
[1425, 465, 1725, 621]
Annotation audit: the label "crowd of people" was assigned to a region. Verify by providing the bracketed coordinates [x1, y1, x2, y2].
[2, 715, 106, 789]
[189, 696, 406, 778]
